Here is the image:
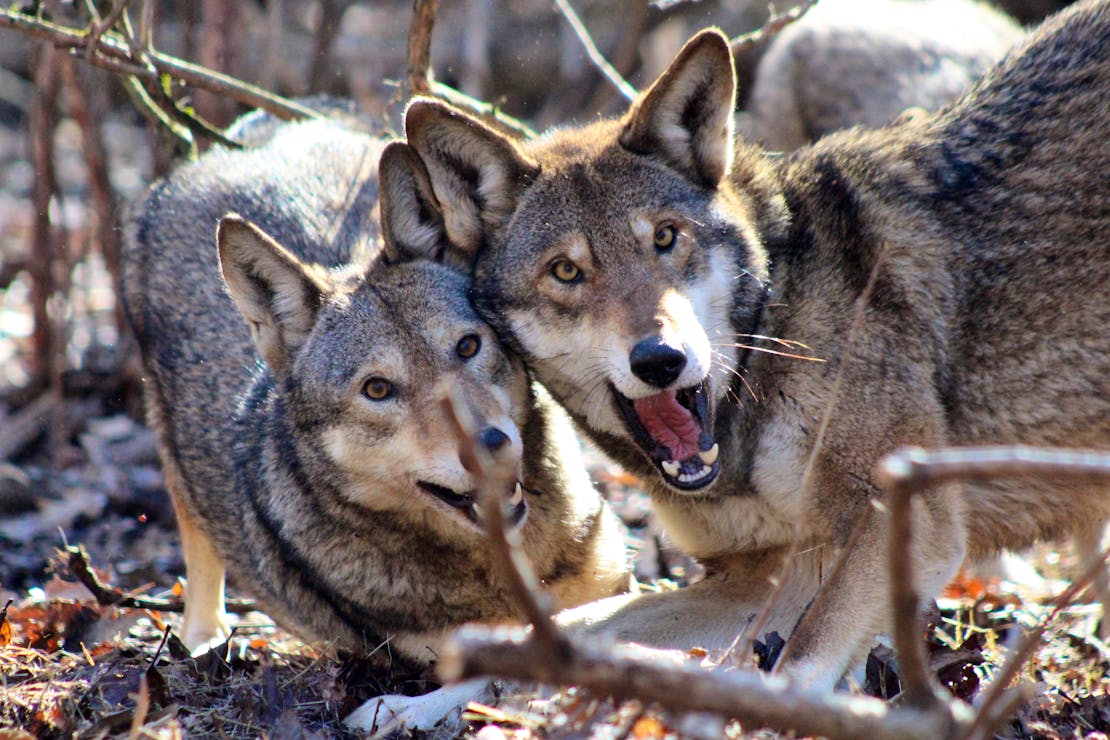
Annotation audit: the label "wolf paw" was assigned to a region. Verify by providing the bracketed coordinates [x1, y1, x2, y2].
[344, 679, 497, 737]
[179, 611, 233, 657]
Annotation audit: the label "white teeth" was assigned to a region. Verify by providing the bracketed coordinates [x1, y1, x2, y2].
[677, 465, 713, 483]
[470, 504, 483, 524]
[509, 482, 523, 506]
[699, 443, 719, 466]
[661, 460, 681, 477]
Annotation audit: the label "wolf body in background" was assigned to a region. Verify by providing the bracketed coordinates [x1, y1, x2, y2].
[121, 113, 630, 666]
[744, 0, 1021, 150]
[405, 1, 1110, 689]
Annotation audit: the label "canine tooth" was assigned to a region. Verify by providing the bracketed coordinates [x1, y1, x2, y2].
[661, 460, 681, 477]
[470, 504, 483, 524]
[699, 443, 719, 466]
[510, 482, 523, 505]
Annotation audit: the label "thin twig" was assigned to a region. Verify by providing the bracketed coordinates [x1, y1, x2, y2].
[28, 43, 62, 396]
[430, 81, 537, 140]
[0, 9, 319, 121]
[407, 0, 439, 96]
[59, 57, 127, 341]
[553, 0, 637, 103]
[62, 545, 257, 615]
[729, 0, 820, 54]
[439, 390, 569, 657]
[307, 0, 356, 91]
[84, 0, 139, 58]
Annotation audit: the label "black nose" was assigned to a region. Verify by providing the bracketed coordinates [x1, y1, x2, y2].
[479, 426, 511, 453]
[629, 337, 686, 388]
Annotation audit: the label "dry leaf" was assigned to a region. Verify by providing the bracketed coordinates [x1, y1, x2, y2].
[632, 715, 667, 739]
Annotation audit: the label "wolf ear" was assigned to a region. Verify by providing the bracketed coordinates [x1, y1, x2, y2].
[378, 141, 470, 271]
[217, 214, 330, 375]
[404, 99, 538, 258]
[620, 28, 736, 188]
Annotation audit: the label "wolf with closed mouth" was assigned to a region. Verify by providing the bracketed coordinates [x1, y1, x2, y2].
[122, 113, 630, 666]
[404, 1, 1110, 688]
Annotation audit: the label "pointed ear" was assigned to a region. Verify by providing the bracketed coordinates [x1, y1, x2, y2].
[404, 99, 538, 258]
[378, 141, 469, 271]
[217, 214, 330, 375]
[620, 28, 736, 188]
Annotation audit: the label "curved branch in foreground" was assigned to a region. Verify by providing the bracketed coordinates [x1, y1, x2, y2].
[440, 624, 974, 740]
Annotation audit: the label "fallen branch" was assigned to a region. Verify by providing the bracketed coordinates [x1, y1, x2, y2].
[440, 624, 974, 740]
[62, 545, 257, 615]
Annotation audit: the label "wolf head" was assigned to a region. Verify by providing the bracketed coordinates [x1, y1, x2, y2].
[405, 31, 779, 494]
[217, 142, 529, 536]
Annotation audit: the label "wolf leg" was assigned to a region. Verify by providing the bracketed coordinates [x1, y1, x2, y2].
[775, 485, 966, 691]
[169, 478, 232, 654]
[556, 545, 824, 657]
[1075, 520, 1110, 640]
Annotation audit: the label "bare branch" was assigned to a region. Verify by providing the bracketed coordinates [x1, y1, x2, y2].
[407, 0, 439, 96]
[430, 81, 537, 140]
[59, 57, 125, 340]
[307, 0, 356, 91]
[876, 445, 1110, 728]
[729, 0, 819, 54]
[0, 9, 319, 121]
[84, 0, 139, 58]
[28, 44, 62, 395]
[441, 625, 974, 740]
[439, 390, 569, 658]
[885, 459, 945, 708]
[62, 545, 257, 615]
[554, 0, 637, 103]
[875, 446, 1110, 490]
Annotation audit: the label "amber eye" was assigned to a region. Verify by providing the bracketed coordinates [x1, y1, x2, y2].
[653, 223, 677, 252]
[362, 377, 392, 401]
[550, 258, 582, 283]
[456, 334, 481, 359]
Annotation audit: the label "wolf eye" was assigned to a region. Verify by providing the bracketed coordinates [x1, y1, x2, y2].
[550, 258, 582, 284]
[653, 223, 677, 252]
[362, 377, 393, 401]
[456, 334, 481, 359]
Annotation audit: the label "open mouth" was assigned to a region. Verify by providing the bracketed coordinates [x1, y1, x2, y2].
[613, 380, 720, 490]
[416, 480, 527, 527]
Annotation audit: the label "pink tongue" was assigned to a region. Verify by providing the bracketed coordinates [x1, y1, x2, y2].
[632, 391, 701, 461]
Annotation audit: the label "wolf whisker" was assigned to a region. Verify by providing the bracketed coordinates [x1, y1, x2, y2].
[712, 351, 759, 402]
[713, 342, 825, 363]
[726, 333, 815, 350]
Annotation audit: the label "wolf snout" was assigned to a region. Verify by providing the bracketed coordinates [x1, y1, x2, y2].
[629, 337, 687, 388]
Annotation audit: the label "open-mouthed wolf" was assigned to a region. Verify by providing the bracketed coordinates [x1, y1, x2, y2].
[403, 0, 1110, 688]
[121, 113, 630, 667]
